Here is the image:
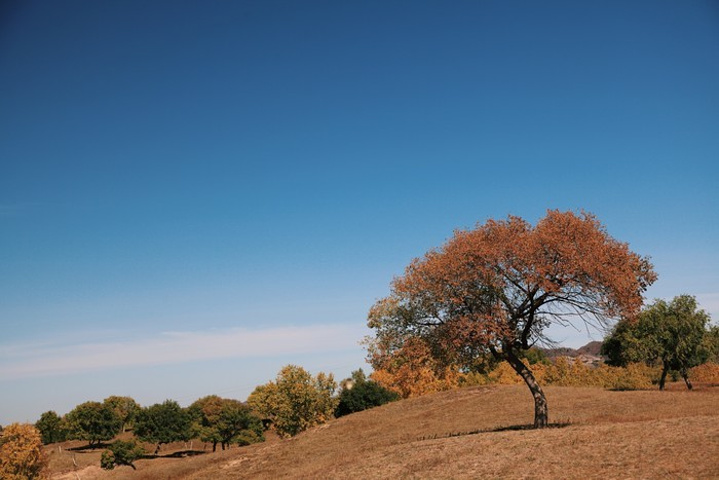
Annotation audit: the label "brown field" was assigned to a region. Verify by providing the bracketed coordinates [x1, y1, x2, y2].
[48, 383, 719, 479]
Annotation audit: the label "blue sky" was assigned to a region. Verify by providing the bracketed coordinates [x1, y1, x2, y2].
[1, 1, 718, 425]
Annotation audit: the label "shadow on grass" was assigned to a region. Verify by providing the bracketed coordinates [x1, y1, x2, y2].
[417, 421, 571, 442]
[67, 443, 112, 451]
[141, 450, 208, 460]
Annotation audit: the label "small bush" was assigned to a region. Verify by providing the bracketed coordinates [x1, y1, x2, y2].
[335, 371, 400, 417]
[100, 440, 145, 470]
[690, 362, 719, 383]
[463, 358, 660, 391]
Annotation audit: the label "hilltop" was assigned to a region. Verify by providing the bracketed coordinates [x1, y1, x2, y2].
[540, 340, 603, 359]
[48, 383, 719, 479]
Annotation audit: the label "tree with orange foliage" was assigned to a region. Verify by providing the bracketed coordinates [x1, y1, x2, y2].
[367, 210, 656, 427]
[0, 423, 48, 480]
[368, 337, 462, 398]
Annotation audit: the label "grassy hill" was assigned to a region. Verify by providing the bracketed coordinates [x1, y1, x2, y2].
[49, 384, 719, 479]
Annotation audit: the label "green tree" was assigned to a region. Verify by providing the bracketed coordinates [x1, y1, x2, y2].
[65, 402, 122, 446]
[335, 370, 399, 417]
[699, 324, 719, 364]
[0, 423, 48, 480]
[602, 295, 710, 390]
[134, 400, 191, 454]
[366, 211, 656, 428]
[189, 396, 264, 452]
[100, 440, 145, 470]
[102, 396, 140, 432]
[247, 365, 338, 437]
[34, 411, 68, 445]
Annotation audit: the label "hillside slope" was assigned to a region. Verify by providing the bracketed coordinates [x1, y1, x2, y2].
[51, 385, 719, 479]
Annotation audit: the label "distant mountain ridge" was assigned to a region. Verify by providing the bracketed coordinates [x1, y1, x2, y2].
[540, 341, 604, 363]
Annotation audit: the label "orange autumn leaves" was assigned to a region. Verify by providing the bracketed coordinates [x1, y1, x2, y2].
[366, 210, 657, 402]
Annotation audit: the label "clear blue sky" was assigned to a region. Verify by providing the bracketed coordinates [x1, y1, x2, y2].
[1, 1, 717, 425]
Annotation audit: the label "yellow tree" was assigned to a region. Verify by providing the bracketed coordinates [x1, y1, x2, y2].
[0, 423, 48, 480]
[247, 365, 338, 437]
[367, 210, 656, 427]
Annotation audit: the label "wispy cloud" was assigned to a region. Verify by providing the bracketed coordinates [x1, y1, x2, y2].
[0, 324, 365, 380]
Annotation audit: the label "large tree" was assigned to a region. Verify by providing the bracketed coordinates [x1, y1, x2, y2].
[65, 402, 122, 446]
[367, 210, 656, 428]
[102, 396, 140, 433]
[602, 295, 710, 390]
[134, 400, 191, 454]
[189, 396, 264, 451]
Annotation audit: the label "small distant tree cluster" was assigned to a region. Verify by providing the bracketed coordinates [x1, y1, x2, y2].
[0, 423, 48, 480]
[602, 295, 711, 390]
[335, 370, 399, 417]
[247, 365, 338, 437]
[100, 440, 145, 470]
[134, 400, 192, 454]
[189, 396, 264, 451]
[65, 401, 122, 446]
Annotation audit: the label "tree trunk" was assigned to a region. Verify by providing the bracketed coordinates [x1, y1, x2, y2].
[505, 350, 548, 428]
[659, 361, 669, 391]
[680, 369, 693, 390]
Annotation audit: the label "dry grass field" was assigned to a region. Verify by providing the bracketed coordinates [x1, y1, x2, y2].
[47, 383, 719, 479]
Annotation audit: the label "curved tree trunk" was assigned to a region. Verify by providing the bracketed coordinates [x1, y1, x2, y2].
[680, 368, 693, 390]
[505, 350, 548, 428]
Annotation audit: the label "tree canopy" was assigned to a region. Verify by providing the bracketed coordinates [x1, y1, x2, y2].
[65, 402, 122, 446]
[602, 294, 710, 389]
[102, 396, 140, 433]
[367, 210, 656, 427]
[189, 396, 264, 451]
[34, 411, 68, 445]
[247, 365, 338, 437]
[134, 400, 191, 454]
[0, 423, 47, 480]
[335, 370, 400, 417]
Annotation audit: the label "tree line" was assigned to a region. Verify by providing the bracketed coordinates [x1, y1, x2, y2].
[0, 365, 398, 477]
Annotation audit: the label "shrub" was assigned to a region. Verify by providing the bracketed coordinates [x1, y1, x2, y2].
[690, 362, 719, 383]
[463, 358, 660, 391]
[335, 370, 400, 417]
[100, 440, 145, 470]
[368, 338, 462, 398]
